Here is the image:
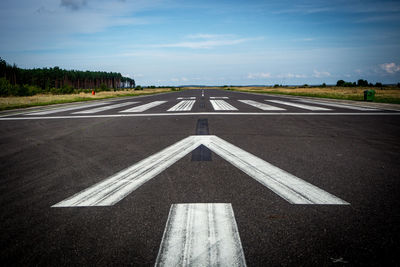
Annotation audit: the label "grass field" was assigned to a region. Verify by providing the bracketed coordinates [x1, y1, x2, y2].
[0, 88, 176, 111]
[223, 86, 400, 104]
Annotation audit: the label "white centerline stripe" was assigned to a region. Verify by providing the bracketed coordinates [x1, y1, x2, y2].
[238, 100, 286, 111]
[26, 102, 108, 115]
[72, 102, 138, 114]
[266, 100, 331, 111]
[2, 112, 398, 121]
[155, 203, 246, 267]
[177, 97, 196, 100]
[210, 100, 238, 111]
[168, 100, 196, 112]
[297, 99, 379, 111]
[53, 135, 348, 207]
[210, 96, 229, 99]
[119, 101, 167, 113]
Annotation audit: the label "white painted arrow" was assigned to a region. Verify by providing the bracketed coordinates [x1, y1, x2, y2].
[52, 135, 349, 207]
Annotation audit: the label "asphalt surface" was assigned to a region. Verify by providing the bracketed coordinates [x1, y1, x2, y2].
[0, 89, 399, 266]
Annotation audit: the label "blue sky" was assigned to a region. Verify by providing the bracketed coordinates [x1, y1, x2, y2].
[1, 0, 400, 86]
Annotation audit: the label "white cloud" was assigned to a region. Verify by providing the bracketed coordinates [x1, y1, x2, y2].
[380, 63, 400, 74]
[312, 70, 331, 78]
[186, 33, 235, 39]
[247, 72, 271, 79]
[153, 38, 256, 49]
[276, 73, 307, 78]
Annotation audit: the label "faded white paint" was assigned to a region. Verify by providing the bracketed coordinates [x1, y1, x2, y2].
[168, 100, 196, 111]
[210, 100, 238, 111]
[266, 100, 331, 111]
[2, 112, 398, 121]
[238, 100, 286, 111]
[73, 102, 138, 114]
[119, 101, 167, 112]
[155, 203, 246, 267]
[297, 99, 379, 111]
[177, 97, 196, 100]
[210, 97, 229, 99]
[53, 135, 349, 207]
[26, 102, 108, 115]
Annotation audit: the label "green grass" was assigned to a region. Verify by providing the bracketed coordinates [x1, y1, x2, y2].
[0, 89, 177, 111]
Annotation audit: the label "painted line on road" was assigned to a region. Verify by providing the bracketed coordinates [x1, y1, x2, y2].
[168, 100, 196, 112]
[26, 101, 109, 115]
[210, 96, 229, 99]
[210, 100, 238, 111]
[119, 101, 167, 112]
[53, 135, 348, 207]
[266, 100, 331, 111]
[238, 100, 286, 111]
[155, 203, 246, 267]
[297, 99, 380, 111]
[52, 136, 203, 207]
[2, 112, 399, 120]
[205, 135, 348, 204]
[177, 97, 196, 100]
[72, 102, 138, 114]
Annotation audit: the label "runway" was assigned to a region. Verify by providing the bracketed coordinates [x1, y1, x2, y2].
[0, 89, 399, 266]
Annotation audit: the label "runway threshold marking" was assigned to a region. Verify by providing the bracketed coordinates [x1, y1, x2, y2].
[210, 100, 238, 111]
[155, 203, 246, 267]
[177, 97, 196, 100]
[266, 100, 331, 111]
[26, 101, 108, 115]
[210, 96, 229, 99]
[52, 135, 348, 207]
[2, 112, 399, 120]
[119, 101, 167, 112]
[167, 100, 196, 112]
[238, 100, 285, 111]
[297, 99, 380, 111]
[72, 102, 138, 114]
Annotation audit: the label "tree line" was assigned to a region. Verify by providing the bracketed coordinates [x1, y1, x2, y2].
[0, 57, 135, 96]
[336, 79, 384, 87]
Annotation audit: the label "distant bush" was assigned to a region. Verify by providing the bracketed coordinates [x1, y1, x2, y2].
[100, 83, 108, 91]
[321, 83, 326, 87]
[134, 85, 143, 90]
[273, 84, 280, 88]
[0, 77, 13, 96]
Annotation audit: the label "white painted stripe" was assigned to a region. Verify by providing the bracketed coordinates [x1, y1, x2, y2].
[2, 112, 398, 121]
[52, 136, 203, 207]
[26, 102, 108, 115]
[168, 100, 196, 112]
[119, 101, 167, 112]
[210, 96, 229, 99]
[210, 100, 238, 111]
[2, 112, 399, 121]
[155, 203, 246, 267]
[266, 100, 331, 111]
[177, 97, 196, 100]
[72, 102, 138, 114]
[53, 135, 348, 207]
[297, 99, 379, 111]
[238, 100, 286, 111]
[202, 135, 348, 205]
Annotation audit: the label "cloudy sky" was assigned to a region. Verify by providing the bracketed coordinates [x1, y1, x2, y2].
[1, 0, 400, 86]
